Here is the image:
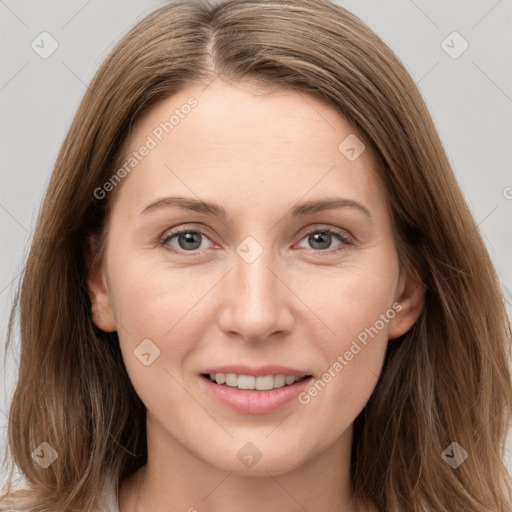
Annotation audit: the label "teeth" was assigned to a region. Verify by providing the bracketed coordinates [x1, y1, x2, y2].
[255, 375, 274, 390]
[273, 375, 286, 388]
[208, 373, 307, 390]
[285, 375, 296, 385]
[238, 375, 256, 390]
[225, 373, 237, 387]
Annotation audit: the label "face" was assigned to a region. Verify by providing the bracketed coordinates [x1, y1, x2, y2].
[89, 78, 423, 477]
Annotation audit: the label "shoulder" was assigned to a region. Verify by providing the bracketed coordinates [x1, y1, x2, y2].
[99, 479, 120, 512]
[0, 497, 33, 512]
[0, 489, 32, 511]
[0, 481, 119, 511]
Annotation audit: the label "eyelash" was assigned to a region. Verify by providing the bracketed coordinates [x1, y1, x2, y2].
[159, 225, 354, 255]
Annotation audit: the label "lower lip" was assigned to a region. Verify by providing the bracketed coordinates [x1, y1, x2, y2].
[200, 375, 313, 414]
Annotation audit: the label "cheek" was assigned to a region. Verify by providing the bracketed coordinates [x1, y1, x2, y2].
[108, 251, 202, 335]
[305, 258, 399, 348]
[296, 255, 399, 410]
[107, 256, 217, 378]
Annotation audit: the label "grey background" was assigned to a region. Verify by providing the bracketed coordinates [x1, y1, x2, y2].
[1, 0, 511, 487]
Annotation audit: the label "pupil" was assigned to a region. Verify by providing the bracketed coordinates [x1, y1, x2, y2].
[310, 232, 330, 250]
[180, 232, 201, 250]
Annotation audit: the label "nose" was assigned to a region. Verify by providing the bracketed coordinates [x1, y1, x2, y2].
[216, 246, 295, 343]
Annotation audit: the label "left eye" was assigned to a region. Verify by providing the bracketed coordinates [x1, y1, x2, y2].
[296, 228, 352, 252]
[161, 228, 352, 253]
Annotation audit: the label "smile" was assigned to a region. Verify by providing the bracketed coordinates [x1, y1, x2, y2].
[203, 373, 310, 390]
[199, 368, 314, 414]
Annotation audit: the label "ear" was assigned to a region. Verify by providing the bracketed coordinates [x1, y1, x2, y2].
[388, 265, 425, 340]
[86, 235, 117, 332]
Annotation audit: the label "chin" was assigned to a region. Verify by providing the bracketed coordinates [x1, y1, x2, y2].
[194, 438, 313, 477]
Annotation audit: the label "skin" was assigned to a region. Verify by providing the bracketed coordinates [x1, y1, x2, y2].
[88, 78, 424, 512]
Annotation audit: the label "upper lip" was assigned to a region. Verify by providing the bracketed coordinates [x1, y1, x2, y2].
[200, 365, 313, 377]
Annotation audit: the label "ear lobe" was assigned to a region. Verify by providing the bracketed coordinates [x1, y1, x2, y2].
[388, 266, 425, 340]
[86, 235, 117, 333]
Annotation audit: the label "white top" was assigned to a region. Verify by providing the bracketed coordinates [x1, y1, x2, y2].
[0, 479, 120, 512]
[99, 478, 120, 512]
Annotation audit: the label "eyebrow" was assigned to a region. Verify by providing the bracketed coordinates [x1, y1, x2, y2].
[140, 196, 371, 219]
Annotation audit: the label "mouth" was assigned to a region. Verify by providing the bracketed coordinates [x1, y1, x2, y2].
[199, 369, 314, 414]
[201, 372, 312, 390]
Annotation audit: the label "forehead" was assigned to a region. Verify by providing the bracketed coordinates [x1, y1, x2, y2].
[112, 79, 385, 218]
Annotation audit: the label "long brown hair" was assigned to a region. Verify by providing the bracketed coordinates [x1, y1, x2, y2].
[2, 0, 511, 510]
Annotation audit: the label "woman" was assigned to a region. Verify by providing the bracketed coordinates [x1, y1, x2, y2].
[1, 0, 511, 510]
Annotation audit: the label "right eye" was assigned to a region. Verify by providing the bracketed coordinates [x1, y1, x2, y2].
[161, 228, 215, 253]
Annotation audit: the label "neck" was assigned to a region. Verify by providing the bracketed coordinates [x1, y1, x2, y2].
[119, 414, 374, 512]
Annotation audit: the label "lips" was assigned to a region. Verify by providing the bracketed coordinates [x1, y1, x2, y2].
[199, 365, 314, 414]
